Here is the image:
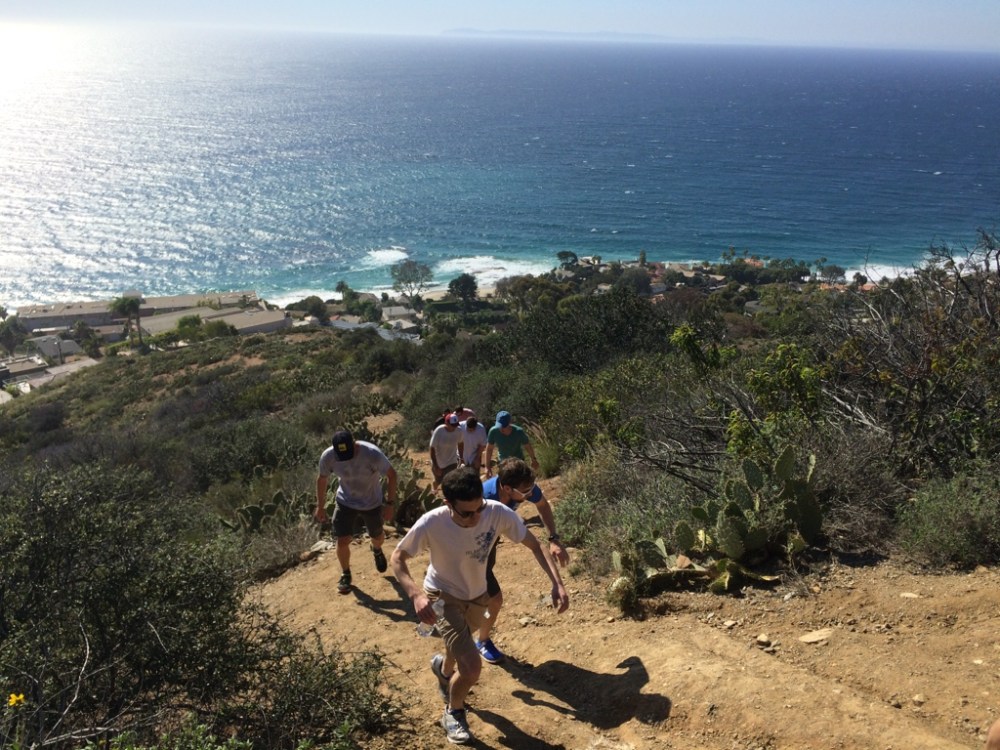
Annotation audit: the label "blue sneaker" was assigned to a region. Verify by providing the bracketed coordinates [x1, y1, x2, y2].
[475, 638, 505, 664]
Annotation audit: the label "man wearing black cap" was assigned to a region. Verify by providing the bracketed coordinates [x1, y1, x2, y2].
[315, 428, 397, 595]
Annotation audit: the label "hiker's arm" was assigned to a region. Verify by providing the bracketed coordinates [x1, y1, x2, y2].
[383, 466, 397, 522]
[520, 532, 569, 613]
[525, 440, 539, 471]
[314, 475, 329, 522]
[535, 498, 569, 566]
[390, 547, 434, 623]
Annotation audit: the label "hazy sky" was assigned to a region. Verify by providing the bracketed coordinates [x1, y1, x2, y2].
[2, 0, 999, 53]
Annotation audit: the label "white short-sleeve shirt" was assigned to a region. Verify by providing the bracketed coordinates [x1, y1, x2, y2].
[429, 424, 464, 467]
[460, 421, 488, 464]
[396, 500, 527, 600]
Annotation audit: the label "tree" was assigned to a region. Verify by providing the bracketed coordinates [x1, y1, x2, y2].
[0, 315, 27, 355]
[110, 296, 143, 346]
[448, 273, 478, 312]
[556, 250, 578, 269]
[391, 259, 433, 301]
[613, 266, 652, 296]
[820, 263, 846, 284]
[71, 320, 102, 358]
[335, 280, 357, 306]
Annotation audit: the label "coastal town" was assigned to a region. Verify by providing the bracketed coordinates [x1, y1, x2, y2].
[0, 253, 866, 401]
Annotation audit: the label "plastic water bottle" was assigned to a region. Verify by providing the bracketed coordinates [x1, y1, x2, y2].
[416, 599, 445, 637]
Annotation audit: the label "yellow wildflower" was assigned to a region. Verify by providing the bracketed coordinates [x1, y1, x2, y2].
[7, 693, 25, 707]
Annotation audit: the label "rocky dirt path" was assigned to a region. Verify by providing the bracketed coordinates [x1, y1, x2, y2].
[257, 466, 999, 749]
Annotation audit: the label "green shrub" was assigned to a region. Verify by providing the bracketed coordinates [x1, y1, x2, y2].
[188, 418, 311, 490]
[556, 449, 696, 576]
[0, 462, 400, 749]
[897, 469, 1000, 567]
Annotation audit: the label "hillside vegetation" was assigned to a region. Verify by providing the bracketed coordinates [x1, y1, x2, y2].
[3, 234, 1000, 748]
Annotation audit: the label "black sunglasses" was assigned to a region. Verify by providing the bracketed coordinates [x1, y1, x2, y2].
[452, 503, 486, 519]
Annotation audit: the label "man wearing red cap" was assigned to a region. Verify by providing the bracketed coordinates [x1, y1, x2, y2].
[429, 412, 464, 490]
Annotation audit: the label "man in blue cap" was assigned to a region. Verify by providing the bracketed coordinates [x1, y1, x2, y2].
[484, 410, 539, 478]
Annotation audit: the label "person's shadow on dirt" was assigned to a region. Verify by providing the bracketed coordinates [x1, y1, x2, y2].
[469, 708, 566, 750]
[498, 655, 670, 730]
[348, 576, 414, 624]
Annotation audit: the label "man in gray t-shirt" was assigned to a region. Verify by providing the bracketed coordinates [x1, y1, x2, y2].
[315, 428, 397, 594]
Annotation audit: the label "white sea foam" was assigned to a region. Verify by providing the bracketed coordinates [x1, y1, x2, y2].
[850, 262, 919, 282]
[362, 246, 409, 267]
[430, 255, 555, 292]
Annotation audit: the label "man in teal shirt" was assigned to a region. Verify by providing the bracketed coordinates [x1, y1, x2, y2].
[484, 410, 539, 477]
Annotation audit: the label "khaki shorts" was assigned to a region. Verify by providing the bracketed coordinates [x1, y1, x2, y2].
[425, 588, 490, 661]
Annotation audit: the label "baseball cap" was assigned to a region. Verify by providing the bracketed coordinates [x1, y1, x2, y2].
[330, 429, 355, 460]
[446, 413, 459, 425]
[495, 410, 512, 428]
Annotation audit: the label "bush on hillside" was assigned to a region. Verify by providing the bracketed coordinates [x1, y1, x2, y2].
[555, 449, 698, 577]
[0, 462, 400, 749]
[897, 467, 1000, 568]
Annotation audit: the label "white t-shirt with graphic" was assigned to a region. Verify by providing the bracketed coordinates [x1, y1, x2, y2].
[396, 500, 527, 600]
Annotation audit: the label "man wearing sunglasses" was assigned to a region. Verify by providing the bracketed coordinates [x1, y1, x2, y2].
[474, 458, 570, 664]
[390, 466, 569, 745]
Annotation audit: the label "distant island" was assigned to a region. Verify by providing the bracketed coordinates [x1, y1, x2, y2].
[441, 28, 763, 46]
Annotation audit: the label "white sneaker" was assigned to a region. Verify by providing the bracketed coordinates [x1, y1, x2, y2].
[430, 654, 450, 701]
[441, 708, 471, 744]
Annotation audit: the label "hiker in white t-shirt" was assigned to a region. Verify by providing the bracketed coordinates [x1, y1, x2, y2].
[429, 412, 465, 489]
[459, 416, 488, 475]
[390, 466, 569, 745]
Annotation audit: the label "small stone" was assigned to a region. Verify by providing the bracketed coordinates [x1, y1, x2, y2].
[723, 620, 737, 629]
[900, 592, 921, 598]
[799, 628, 834, 644]
[756, 634, 771, 647]
[912, 694, 927, 706]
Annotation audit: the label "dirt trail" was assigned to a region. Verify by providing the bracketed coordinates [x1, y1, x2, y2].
[258, 460, 1000, 749]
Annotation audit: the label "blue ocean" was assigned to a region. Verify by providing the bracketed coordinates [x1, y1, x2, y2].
[1, 24, 999, 310]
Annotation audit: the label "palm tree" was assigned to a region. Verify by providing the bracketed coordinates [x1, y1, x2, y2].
[110, 296, 143, 346]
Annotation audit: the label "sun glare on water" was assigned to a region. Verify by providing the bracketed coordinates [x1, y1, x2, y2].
[0, 23, 87, 100]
